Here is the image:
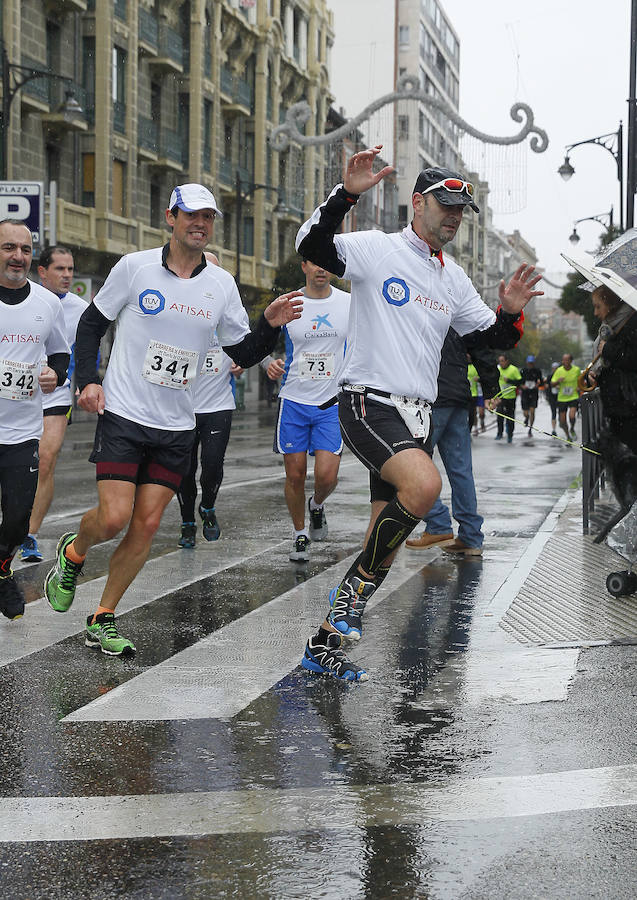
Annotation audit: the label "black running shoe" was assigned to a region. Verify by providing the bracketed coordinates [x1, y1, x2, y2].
[178, 523, 196, 548]
[0, 572, 25, 620]
[199, 504, 221, 541]
[289, 535, 310, 561]
[308, 499, 328, 541]
[301, 631, 368, 682]
[328, 574, 376, 641]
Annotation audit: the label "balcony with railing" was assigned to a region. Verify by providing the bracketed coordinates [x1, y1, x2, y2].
[138, 7, 159, 55]
[138, 115, 158, 158]
[219, 66, 253, 115]
[148, 23, 184, 73]
[155, 127, 188, 170]
[218, 158, 233, 187]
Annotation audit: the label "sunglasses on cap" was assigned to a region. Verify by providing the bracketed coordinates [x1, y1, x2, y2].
[420, 178, 474, 198]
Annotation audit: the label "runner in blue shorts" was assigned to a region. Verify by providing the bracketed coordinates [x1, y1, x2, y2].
[266, 259, 350, 562]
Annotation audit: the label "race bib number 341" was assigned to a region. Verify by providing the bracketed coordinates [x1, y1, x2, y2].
[142, 341, 198, 390]
[0, 359, 38, 401]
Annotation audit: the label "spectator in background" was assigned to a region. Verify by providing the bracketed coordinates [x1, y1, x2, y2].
[406, 329, 499, 556]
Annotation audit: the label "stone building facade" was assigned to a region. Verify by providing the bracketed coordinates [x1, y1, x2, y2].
[1, 0, 334, 301]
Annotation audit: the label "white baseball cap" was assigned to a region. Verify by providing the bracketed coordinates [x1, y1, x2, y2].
[168, 183, 223, 218]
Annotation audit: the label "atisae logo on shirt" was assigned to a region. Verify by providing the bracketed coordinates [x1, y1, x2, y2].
[139, 289, 166, 315]
[382, 277, 410, 307]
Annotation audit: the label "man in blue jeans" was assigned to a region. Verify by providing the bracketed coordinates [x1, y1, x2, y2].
[405, 328, 499, 556]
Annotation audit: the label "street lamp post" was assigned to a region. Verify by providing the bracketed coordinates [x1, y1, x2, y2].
[234, 170, 279, 289]
[568, 208, 614, 245]
[1, 39, 82, 180]
[558, 126, 624, 231]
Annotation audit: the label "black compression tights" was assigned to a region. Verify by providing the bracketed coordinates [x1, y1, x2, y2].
[354, 497, 421, 579]
[177, 410, 233, 521]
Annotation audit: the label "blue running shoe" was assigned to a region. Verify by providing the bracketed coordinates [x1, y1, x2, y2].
[301, 631, 368, 682]
[328, 575, 376, 641]
[19, 535, 42, 562]
[198, 505, 221, 541]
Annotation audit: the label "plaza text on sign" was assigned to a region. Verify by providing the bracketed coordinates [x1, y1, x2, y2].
[0, 182, 44, 244]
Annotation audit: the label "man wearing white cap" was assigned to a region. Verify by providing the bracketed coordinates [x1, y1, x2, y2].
[44, 183, 303, 657]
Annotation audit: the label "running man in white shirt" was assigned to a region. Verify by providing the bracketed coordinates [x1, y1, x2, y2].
[266, 259, 351, 562]
[296, 151, 542, 682]
[0, 221, 70, 619]
[19, 246, 88, 562]
[44, 183, 302, 657]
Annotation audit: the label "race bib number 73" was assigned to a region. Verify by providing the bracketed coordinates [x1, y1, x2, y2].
[142, 341, 198, 390]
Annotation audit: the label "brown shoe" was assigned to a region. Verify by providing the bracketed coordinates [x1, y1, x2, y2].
[405, 532, 454, 550]
[442, 539, 482, 556]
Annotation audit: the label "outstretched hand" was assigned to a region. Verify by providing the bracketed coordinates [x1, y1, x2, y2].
[498, 264, 543, 314]
[343, 145, 395, 195]
[264, 291, 304, 328]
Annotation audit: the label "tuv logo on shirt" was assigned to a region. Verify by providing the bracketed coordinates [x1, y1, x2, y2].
[382, 277, 410, 307]
[138, 290, 166, 315]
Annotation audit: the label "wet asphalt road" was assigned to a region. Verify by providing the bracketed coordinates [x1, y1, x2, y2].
[2, 384, 637, 900]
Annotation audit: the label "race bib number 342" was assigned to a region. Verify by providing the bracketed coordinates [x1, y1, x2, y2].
[142, 341, 198, 390]
[0, 359, 38, 401]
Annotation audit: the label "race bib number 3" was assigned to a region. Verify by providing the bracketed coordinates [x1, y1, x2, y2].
[299, 352, 336, 381]
[142, 341, 198, 390]
[0, 359, 38, 401]
[391, 394, 431, 440]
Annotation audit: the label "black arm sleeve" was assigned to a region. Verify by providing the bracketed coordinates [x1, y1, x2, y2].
[75, 303, 112, 391]
[295, 185, 359, 277]
[222, 313, 281, 369]
[46, 353, 71, 387]
[462, 308, 524, 352]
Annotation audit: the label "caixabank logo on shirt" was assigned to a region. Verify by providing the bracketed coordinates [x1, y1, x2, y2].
[138, 289, 166, 315]
[382, 277, 410, 307]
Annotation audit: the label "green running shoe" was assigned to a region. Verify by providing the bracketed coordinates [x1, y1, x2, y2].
[85, 612, 136, 658]
[44, 532, 83, 612]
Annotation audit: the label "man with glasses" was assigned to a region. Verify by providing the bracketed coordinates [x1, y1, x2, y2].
[295, 152, 542, 682]
[44, 183, 303, 658]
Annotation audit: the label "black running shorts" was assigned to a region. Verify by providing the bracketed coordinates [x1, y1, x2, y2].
[89, 410, 195, 490]
[338, 391, 433, 503]
[520, 389, 538, 411]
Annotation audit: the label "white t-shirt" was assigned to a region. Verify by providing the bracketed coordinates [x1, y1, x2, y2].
[42, 290, 88, 410]
[0, 281, 70, 443]
[299, 216, 495, 403]
[192, 332, 235, 414]
[93, 248, 250, 430]
[278, 286, 351, 406]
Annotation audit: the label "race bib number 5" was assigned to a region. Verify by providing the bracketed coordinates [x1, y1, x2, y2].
[201, 348, 223, 376]
[0, 358, 38, 401]
[142, 341, 198, 390]
[299, 352, 335, 380]
[391, 394, 431, 440]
